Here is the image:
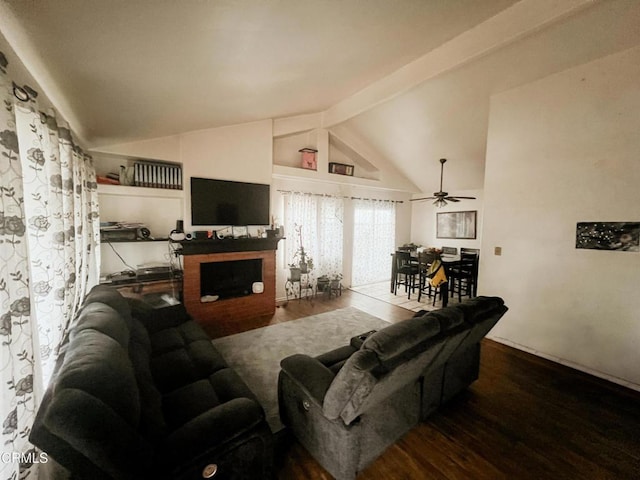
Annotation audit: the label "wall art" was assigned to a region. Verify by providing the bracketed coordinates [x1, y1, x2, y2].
[575, 222, 639, 251]
[436, 211, 477, 239]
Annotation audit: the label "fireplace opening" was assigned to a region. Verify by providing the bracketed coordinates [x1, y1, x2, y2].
[200, 259, 263, 300]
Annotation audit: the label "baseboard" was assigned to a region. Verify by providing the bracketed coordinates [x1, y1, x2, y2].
[487, 335, 640, 393]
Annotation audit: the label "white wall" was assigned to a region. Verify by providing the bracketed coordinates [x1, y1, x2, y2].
[481, 45, 640, 390]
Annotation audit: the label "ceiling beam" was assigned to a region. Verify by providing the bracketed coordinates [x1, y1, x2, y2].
[321, 0, 596, 128]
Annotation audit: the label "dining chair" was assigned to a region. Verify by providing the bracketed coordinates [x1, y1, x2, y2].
[459, 248, 480, 296]
[417, 251, 438, 305]
[449, 252, 478, 301]
[394, 250, 419, 299]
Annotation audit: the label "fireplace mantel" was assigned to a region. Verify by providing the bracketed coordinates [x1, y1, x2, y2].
[181, 238, 282, 337]
[179, 237, 283, 255]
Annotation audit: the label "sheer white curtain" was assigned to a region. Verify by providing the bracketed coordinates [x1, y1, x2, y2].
[283, 192, 343, 277]
[351, 199, 396, 286]
[0, 52, 100, 480]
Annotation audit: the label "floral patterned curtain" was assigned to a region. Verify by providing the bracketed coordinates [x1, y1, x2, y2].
[351, 198, 396, 286]
[283, 192, 344, 278]
[0, 52, 100, 480]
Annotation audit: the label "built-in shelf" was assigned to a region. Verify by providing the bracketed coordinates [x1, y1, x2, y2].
[97, 183, 184, 198]
[101, 238, 170, 243]
[272, 164, 383, 188]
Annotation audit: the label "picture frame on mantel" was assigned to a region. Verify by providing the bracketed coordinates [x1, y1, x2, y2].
[232, 226, 249, 239]
[437, 211, 477, 239]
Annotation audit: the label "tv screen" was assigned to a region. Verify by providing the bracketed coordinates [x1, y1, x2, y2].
[190, 177, 270, 226]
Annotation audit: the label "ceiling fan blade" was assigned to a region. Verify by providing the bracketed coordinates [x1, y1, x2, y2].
[447, 197, 461, 202]
[449, 196, 476, 200]
[410, 196, 437, 202]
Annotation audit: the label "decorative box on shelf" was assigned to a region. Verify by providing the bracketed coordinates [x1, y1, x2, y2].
[329, 162, 354, 176]
[299, 148, 318, 170]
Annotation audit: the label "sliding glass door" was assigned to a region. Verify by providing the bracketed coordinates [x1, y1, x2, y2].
[351, 199, 396, 286]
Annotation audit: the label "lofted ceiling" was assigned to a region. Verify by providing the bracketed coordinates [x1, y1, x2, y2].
[1, 0, 639, 194]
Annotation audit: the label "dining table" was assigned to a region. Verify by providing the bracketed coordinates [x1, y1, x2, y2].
[390, 252, 461, 307]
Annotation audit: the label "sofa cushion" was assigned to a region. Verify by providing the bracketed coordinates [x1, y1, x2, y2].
[455, 296, 506, 324]
[362, 315, 441, 362]
[322, 349, 379, 421]
[129, 300, 192, 334]
[149, 321, 211, 354]
[421, 308, 465, 332]
[162, 379, 222, 429]
[82, 285, 132, 320]
[37, 388, 152, 480]
[128, 319, 166, 441]
[315, 345, 357, 374]
[150, 340, 229, 393]
[57, 329, 140, 427]
[162, 368, 258, 430]
[69, 302, 130, 347]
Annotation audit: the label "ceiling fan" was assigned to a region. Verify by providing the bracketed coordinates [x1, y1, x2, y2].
[410, 158, 476, 207]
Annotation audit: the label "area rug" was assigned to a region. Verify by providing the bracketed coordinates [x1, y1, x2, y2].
[211, 307, 390, 432]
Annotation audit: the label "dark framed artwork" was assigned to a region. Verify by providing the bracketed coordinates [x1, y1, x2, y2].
[328, 162, 354, 176]
[575, 222, 639, 251]
[436, 211, 477, 239]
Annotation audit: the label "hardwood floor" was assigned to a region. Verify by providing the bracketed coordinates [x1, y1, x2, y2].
[237, 290, 640, 479]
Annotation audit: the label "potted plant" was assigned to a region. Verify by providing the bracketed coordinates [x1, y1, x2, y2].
[316, 274, 330, 293]
[330, 273, 343, 289]
[290, 224, 314, 273]
[296, 246, 314, 273]
[288, 263, 302, 282]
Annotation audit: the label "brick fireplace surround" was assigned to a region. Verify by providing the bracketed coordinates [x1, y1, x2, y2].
[181, 238, 281, 337]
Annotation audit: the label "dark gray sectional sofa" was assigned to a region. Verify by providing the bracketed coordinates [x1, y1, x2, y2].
[30, 285, 273, 480]
[278, 296, 508, 480]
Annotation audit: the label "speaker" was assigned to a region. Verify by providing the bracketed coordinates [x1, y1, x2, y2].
[185, 232, 194, 240]
[175, 220, 184, 232]
[137, 227, 151, 239]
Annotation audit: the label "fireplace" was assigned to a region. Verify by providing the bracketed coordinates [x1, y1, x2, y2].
[200, 258, 262, 300]
[182, 244, 279, 337]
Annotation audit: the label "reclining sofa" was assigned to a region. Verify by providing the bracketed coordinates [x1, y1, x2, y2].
[30, 285, 273, 480]
[278, 296, 507, 480]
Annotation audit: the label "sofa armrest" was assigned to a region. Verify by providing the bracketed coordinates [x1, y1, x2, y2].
[159, 397, 266, 467]
[280, 354, 336, 406]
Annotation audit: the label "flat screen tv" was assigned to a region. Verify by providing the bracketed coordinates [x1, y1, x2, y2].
[190, 177, 270, 226]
